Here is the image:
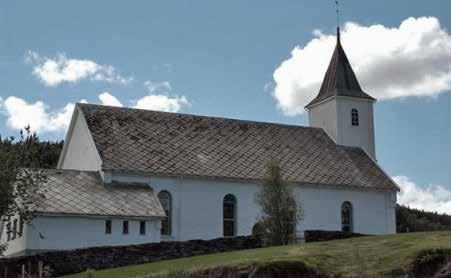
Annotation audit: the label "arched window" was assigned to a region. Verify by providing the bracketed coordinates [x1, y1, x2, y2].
[223, 194, 237, 237]
[351, 109, 359, 126]
[158, 190, 172, 236]
[341, 201, 353, 233]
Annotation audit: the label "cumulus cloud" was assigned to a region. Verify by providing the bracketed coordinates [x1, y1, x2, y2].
[273, 17, 451, 115]
[1, 81, 190, 133]
[98, 92, 123, 107]
[2, 97, 76, 133]
[144, 80, 172, 94]
[134, 95, 190, 112]
[394, 176, 451, 214]
[97, 82, 190, 112]
[134, 80, 190, 112]
[25, 51, 132, 87]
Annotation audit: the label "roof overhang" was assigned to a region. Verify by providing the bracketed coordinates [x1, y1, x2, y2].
[106, 168, 398, 193]
[32, 212, 166, 220]
[305, 94, 376, 111]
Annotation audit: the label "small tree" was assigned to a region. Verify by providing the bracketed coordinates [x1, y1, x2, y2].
[0, 127, 47, 255]
[255, 160, 303, 246]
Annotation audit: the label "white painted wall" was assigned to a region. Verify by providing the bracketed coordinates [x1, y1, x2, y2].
[308, 96, 376, 160]
[336, 97, 376, 160]
[308, 98, 338, 141]
[2, 216, 161, 257]
[111, 172, 397, 241]
[58, 108, 102, 171]
[0, 216, 28, 257]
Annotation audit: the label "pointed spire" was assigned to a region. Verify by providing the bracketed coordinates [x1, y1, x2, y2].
[305, 28, 375, 109]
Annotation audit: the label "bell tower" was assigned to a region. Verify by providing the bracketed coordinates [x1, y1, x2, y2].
[305, 28, 377, 160]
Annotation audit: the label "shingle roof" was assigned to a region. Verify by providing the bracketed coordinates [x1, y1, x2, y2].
[78, 103, 397, 191]
[31, 169, 166, 218]
[306, 28, 375, 108]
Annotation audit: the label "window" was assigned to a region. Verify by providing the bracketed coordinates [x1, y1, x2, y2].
[6, 222, 11, 242]
[18, 217, 24, 237]
[158, 191, 172, 236]
[105, 220, 112, 234]
[286, 198, 297, 237]
[341, 201, 353, 233]
[12, 219, 17, 240]
[123, 221, 129, 235]
[223, 194, 237, 237]
[140, 221, 146, 235]
[351, 109, 359, 126]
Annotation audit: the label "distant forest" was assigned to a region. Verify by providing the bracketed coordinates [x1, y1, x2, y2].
[1, 134, 450, 233]
[396, 204, 451, 233]
[0, 134, 63, 169]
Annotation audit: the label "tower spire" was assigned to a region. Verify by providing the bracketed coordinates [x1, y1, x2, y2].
[304, 0, 375, 109]
[336, 0, 340, 43]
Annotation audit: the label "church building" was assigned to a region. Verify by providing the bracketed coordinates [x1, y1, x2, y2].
[0, 28, 398, 257]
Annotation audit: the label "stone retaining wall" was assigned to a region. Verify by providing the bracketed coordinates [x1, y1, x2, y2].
[0, 236, 262, 277]
[304, 230, 367, 243]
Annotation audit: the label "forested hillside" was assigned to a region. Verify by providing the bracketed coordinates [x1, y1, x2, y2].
[0, 133, 63, 169]
[396, 204, 451, 233]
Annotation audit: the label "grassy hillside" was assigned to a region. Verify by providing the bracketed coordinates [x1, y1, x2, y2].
[65, 231, 451, 278]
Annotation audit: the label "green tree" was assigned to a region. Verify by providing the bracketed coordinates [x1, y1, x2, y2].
[255, 160, 303, 246]
[0, 127, 48, 255]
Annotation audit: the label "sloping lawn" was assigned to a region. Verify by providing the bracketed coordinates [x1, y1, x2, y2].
[64, 231, 451, 278]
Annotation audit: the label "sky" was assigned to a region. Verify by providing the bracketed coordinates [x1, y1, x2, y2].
[1, 0, 451, 213]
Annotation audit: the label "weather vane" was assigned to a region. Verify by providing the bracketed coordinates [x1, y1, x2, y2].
[335, 0, 340, 29]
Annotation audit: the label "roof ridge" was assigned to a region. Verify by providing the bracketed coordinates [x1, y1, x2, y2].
[76, 103, 325, 132]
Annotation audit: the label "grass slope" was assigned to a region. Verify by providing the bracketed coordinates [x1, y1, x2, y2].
[64, 231, 451, 278]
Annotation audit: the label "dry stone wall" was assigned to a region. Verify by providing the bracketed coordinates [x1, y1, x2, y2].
[0, 236, 262, 277]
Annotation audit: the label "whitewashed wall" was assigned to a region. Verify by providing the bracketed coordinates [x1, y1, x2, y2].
[112, 172, 397, 241]
[308, 96, 376, 160]
[57, 108, 102, 171]
[309, 97, 338, 141]
[2, 216, 161, 257]
[0, 216, 28, 257]
[336, 97, 376, 160]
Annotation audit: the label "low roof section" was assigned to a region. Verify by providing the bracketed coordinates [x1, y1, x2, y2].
[30, 169, 165, 219]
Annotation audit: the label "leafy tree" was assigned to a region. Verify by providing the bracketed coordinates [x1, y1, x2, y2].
[0, 127, 50, 255]
[255, 160, 303, 246]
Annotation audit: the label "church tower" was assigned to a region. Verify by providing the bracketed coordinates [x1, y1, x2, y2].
[305, 28, 377, 160]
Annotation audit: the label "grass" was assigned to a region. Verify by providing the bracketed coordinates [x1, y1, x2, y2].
[63, 231, 451, 278]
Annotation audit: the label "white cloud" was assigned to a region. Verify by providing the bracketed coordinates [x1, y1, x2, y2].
[273, 17, 451, 116]
[2, 97, 75, 133]
[98, 92, 123, 107]
[25, 51, 132, 87]
[134, 80, 190, 112]
[96, 82, 190, 112]
[394, 176, 451, 214]
[144, 80, 172, 94]
[1, 82, 190, 134]
[134, 95, 190, 112]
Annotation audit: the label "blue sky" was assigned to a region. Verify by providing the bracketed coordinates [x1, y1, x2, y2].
[1, 1, 451, 212]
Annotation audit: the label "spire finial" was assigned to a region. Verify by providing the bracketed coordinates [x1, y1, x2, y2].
[335, 0, 340, 42]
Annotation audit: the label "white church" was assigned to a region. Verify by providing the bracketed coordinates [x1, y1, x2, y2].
[1, 29, 398, 257]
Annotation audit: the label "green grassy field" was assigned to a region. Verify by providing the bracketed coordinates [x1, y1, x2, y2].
[64, 231, 451, 278]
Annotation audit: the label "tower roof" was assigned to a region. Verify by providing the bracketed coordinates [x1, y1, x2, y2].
[305, 28, 375, 108]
